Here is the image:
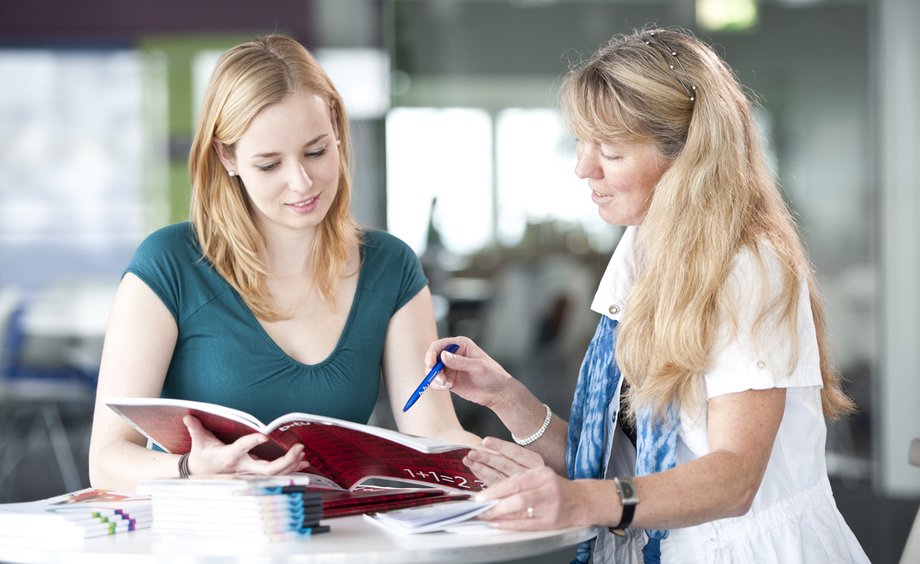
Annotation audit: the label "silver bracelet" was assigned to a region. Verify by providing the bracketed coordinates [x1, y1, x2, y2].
[512, 403, 552, 446]
[178, 452, 191, 479]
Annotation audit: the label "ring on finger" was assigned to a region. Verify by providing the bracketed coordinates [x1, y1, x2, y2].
[526, 506, 534, 519]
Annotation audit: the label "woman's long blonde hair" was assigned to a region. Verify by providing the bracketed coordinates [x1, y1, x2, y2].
[560, 28, 854, 419]
[188, 35, 359, 320]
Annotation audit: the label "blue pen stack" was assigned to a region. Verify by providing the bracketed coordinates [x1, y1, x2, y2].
[138, 475, 328, 542]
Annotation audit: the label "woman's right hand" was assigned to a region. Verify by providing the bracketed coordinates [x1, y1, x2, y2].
[183, 415, 309, 476]
[424, 336, 516, 410]
[464, 436, 546, 485]
[426, 337, 568, 476]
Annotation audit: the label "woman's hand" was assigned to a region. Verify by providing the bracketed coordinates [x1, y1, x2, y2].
[464, 436, 546, 485]
[183, 415, 309, 476]
[425, 336, 569, 474]
[424, 336, 516, 410]
[474, 466, 605, 531]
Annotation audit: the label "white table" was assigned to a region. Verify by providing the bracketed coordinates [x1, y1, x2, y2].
[0, 514, 599, 563]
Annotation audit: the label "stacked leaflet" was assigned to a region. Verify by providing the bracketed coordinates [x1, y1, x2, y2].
[364, 498, 498, 534]
[138, 474, 328, 542]
[0, 488, 152, 547]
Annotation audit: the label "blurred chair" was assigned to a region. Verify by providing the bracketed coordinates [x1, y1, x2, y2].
[0, 283, 110, 500]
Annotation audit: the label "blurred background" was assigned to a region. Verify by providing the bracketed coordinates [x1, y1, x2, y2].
[0, 0, 918, 562]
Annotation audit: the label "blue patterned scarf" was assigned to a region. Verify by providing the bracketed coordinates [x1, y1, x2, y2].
[566, 315, 678, 564]
[634, 405, 679, 563]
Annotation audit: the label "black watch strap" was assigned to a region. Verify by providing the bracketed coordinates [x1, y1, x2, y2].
[610, 476, 638, 536]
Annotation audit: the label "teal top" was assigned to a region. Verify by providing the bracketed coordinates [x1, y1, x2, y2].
[125, 223, 427, 425]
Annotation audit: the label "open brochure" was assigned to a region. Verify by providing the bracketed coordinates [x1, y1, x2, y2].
[364, 498, 498, 534]
[301, 474, 471, 518]
[105, 397, 484, 493]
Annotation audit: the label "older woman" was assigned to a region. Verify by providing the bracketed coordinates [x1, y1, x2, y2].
[425, 28, 868, 564]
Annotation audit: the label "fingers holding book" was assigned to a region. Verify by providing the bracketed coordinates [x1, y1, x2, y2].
[181, 415, 308, 477]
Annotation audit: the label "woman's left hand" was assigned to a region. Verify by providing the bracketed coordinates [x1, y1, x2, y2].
[474, 466, 600, 531]
[464, 436, 546, 485]
[183, 415, 309, 476]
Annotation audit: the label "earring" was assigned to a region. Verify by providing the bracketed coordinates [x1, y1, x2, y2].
[335, 139, 341, 146]
[228, 170, 236, 177]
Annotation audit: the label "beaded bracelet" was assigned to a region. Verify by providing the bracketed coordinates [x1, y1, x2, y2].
[178, 452, 191, 479]
[512, 403, 552, 446]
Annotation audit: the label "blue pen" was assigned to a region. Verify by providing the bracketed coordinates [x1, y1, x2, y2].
[402, 343, 460, 412]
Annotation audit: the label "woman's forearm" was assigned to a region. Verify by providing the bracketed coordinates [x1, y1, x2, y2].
[89, 439, 182, 491]
[488, 379, 569, 474]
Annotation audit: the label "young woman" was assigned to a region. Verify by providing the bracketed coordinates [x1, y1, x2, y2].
[89, 35, 477, 490]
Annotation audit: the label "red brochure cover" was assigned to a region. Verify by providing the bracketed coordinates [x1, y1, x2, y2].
[106, 397, 484, 493]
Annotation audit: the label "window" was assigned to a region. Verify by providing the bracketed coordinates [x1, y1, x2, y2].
[0, 49, 166, 290]
[386, 107, 616, 257]
[386, 107, 493, 256]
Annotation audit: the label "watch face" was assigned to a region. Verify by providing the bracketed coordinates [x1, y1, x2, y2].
[617, 477, 638, 504]
[621, 481, 635, 499]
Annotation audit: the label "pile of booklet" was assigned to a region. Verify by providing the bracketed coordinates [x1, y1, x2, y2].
[138, 474, 328, 542]
[0, 488, 152, 547]
[364, 498, 497, 534]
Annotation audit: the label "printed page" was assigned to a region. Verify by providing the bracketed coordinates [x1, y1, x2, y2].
[280, 423, 482, 492]
[363, 498, 498, 534]
[264, 412, 469, 453]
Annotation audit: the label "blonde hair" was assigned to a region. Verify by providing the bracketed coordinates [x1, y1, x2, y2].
[560, 28, 854, 420]
[188, 35, 360, 320]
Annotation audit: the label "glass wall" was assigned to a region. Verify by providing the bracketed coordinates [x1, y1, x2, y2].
[0, 49, 165, 292]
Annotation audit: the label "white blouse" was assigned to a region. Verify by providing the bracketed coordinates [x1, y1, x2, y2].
[589, 226, 868, 564]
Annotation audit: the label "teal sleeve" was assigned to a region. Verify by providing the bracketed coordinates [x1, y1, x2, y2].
[362, 230, 428, 313]
[123, 223, 199, 323]
[392, 236, 428, 312]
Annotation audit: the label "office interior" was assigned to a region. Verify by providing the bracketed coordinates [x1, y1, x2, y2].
[0, 0, 917, 562]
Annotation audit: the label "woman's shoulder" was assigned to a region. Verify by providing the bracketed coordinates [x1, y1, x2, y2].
[358, 230, 427, 304]
[137, 222, 200, 256]
[360, 229, 417, 261]
[361, 228, 408, 247]
[129, 222, 205, 281]
[726, 239, 800, 297]
[127, 222, 229, 319]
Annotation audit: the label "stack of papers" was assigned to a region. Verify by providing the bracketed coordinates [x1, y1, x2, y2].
[364, 498, 498, 534]
[138, 474, 328, 541]
[0, 488, 152, 547]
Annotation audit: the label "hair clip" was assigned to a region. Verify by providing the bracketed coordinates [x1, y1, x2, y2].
[644, 31, 697, 103]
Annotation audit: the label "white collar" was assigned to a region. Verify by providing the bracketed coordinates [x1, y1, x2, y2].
[590, 226, 639, 321]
